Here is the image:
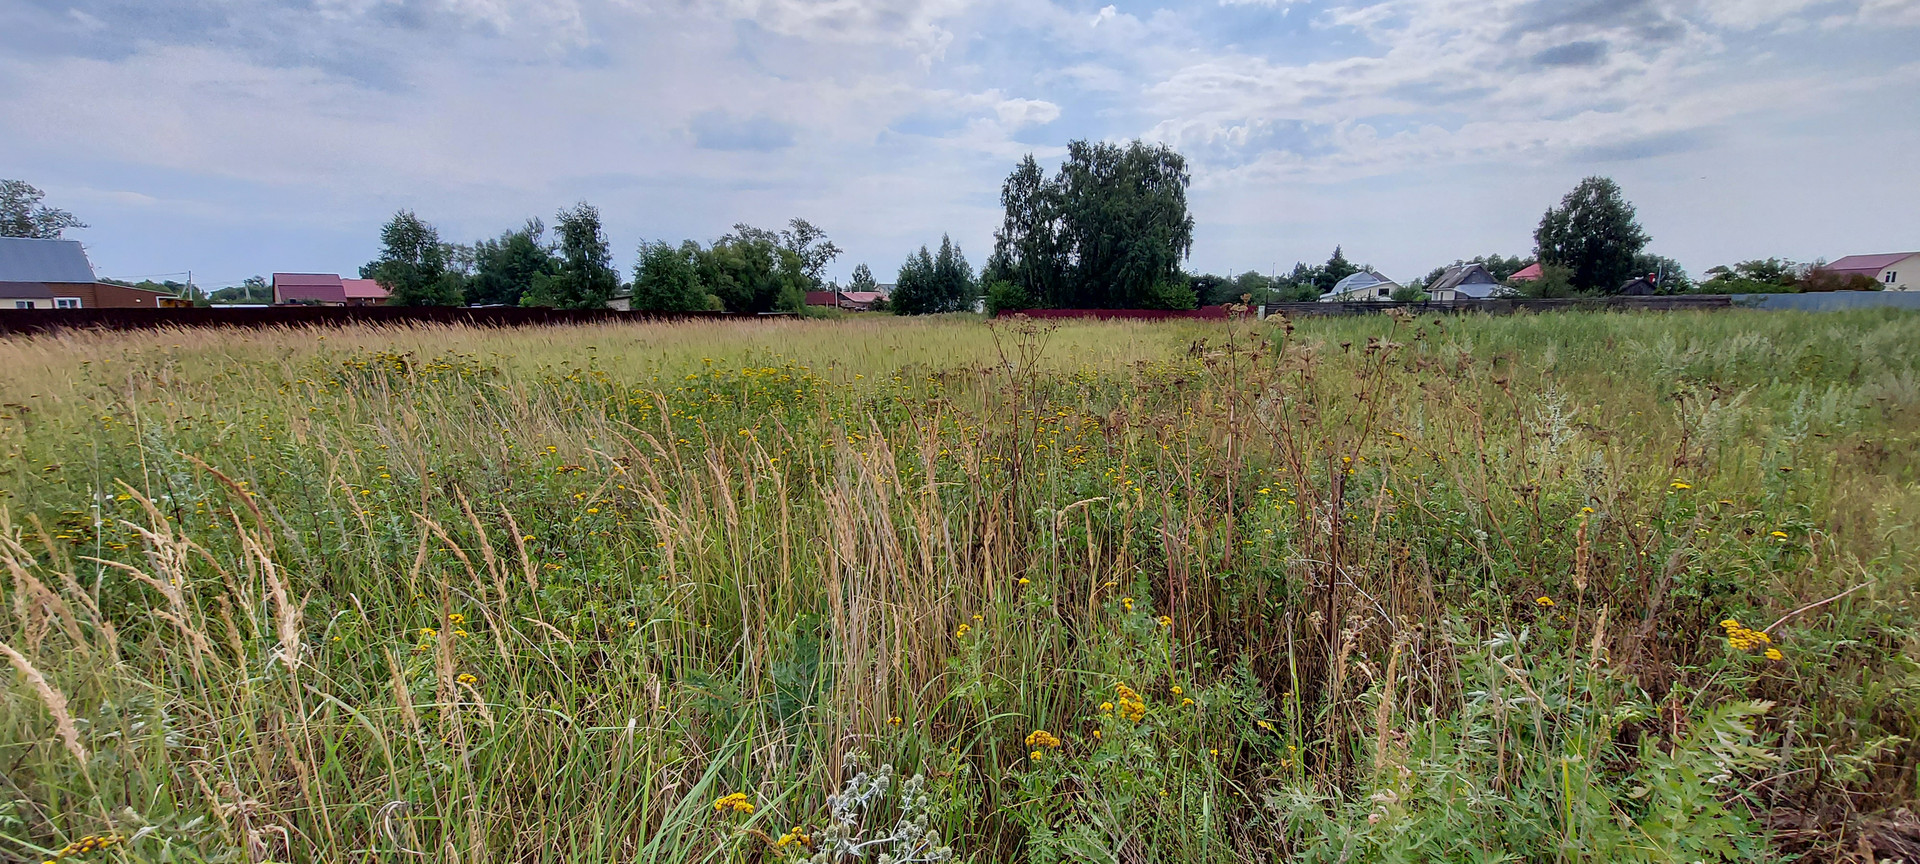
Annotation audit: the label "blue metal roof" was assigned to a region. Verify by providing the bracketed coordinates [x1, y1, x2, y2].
[0, 237, 96, 283]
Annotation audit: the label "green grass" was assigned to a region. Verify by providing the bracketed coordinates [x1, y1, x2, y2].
[1, 309, 1917, 863]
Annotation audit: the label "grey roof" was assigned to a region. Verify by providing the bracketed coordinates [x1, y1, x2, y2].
[1428, 263, 1498, 293]
[1332, 271, 1395, 294]
[0, 237, 96, 283]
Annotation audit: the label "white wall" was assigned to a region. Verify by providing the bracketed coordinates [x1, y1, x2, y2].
[1877, 254, 1920, 291]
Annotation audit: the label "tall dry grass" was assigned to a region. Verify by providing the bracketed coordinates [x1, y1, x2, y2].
[1, 310, 1916, 863]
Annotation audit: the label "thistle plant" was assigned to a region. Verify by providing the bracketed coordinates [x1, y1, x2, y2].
[808, 764, 954, 864]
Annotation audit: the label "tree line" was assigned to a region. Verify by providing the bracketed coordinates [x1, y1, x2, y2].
[355, 205, 846, 312]
[4, 173, 1876, 309]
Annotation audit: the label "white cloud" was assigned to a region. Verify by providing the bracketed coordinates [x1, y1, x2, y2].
[994, 97, 1062, 128]
[0, 0, 1914, 284]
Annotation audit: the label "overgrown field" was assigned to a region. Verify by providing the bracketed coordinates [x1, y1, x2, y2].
[2, 311, 1918, 863]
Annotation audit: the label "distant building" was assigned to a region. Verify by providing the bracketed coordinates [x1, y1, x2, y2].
[836, 291, 888, 311]
[1426, 263, 1501, 301]
[341, 278, 390, 306]
[1618, 273, 1659, 295]
[1823, 252, 1918, 291]
[1319, 271, 1400, 302]
[272, 273, 348, 305]
[804, 287, 892, 311]
[1508, 262, 1543, 282]
[0, 237, 177, 309]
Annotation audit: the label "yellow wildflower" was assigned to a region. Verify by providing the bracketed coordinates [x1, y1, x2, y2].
[775, 827, 811, 848]
[712, 792, 754, 815]
[1114, 683, 1147, 722]
[955, 623, 971, 638]
[457, 673, 477, 685]
[1765, 648, 1784, 661]
[419, 627, 437, 638]
[447, 613, 466, 625]
[1670, 480, 1692, 490]
[1535, 596, 1555, 607]
[43, 834, 123, 861]
[1025, 729, 1062, 749]
[1121, 597, 1134, 612]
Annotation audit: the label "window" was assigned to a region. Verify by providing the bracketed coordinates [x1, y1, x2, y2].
[54, 298, 81, 309]
[1887, 271, 1898, 284]
[14, 301, 34, 309]
[1378, 287, 1389, 296]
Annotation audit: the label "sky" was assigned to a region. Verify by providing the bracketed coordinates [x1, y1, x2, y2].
[2, 0, 1917, 290]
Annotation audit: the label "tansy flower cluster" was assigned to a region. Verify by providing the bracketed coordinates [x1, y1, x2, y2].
[1025, 729, 1062, 760]
[775, 826, 811, 848]
[712, 792, 755, 815]
[43, 834, 122, 863]
[1109, 683, 1147, 722]
[1720, 618, 1780, 659]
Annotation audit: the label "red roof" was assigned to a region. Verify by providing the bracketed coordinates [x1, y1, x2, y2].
[1824, 253, 1917, 275]
[804, 290, 839, 306]
[839, 291, 886, 303]
[273, 273, 347, 304]
[341, 278, 389, 300]
[1508, 262, 1542, 281]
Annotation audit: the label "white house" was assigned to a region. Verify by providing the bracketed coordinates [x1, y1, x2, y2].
[1319, 270, 1400, 302]
[1825, 252, 1918, 291]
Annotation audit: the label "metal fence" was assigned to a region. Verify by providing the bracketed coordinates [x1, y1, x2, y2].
[1728, 291, 1920, 311]
[1256, 295, 1736, 318]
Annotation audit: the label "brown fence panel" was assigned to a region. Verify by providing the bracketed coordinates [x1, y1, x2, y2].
[0, 307, 734, 336]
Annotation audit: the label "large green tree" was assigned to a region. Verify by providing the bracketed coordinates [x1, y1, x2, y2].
[1312, 247, 1359, 296]
[986, 140, 1193, 309]
[0, 180, 86, 239]
[469, 220, 556, 306]
[779, 218, 842, 285]
[362, 210, 463, 306]
[1534, 177, 1651, 293]
[524, 203, 620, 309]
[891, 246, 941, 315]
[892, 236, 977, 315]
[698, 224, 811, 314]
[631, 240, 717, 313]
[848, 263, 878, 293]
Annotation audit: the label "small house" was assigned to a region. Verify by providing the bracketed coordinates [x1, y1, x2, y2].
[341, 278, 390, 306]
[272, 273, 348, 305]
[1617, 274, 1659, 295]
[1823, 253, 1918, 291]
[1426, 263, 1501, 301]
[0, 237, 177, 309]
[1319, 271, 1400, 302]
[1508, 262, 1542, 283]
